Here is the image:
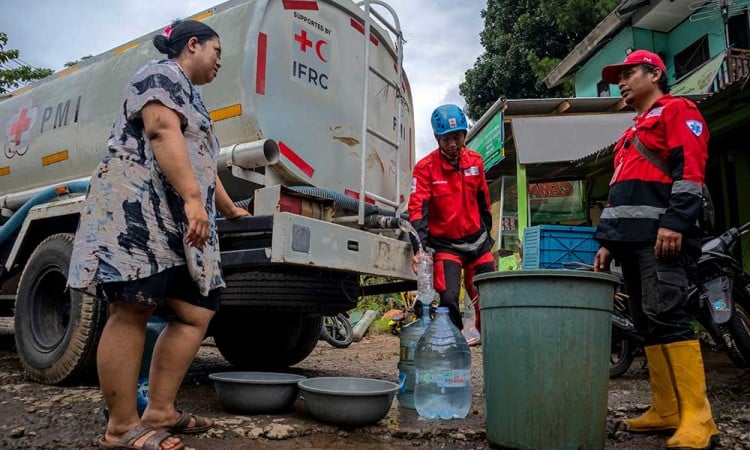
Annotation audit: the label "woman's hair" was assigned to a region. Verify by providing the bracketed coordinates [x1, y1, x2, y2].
[153, 20, 219, 58]
[641, 63, 670, 94]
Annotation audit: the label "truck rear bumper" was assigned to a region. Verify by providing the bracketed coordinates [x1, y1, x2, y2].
[218, 212, 414, 280]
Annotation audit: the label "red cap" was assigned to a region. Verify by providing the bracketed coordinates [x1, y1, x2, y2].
[601, 50, 666, 84]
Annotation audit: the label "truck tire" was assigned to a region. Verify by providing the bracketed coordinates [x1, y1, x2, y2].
[212, 312, 321, 369]
[221, 268, 359, 313]
[14, 233, 107, 384]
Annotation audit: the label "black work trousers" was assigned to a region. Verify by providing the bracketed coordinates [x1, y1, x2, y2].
[437, 257, 496, 330]
[608, 243, 698, 345]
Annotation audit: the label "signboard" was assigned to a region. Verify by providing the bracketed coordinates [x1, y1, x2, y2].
[529, 180, 586, 223]
[467, 110, 504, 171]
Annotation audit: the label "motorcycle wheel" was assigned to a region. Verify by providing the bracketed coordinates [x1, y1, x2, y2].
[320, 313, 353, 348]
[720, 289, 750, 367]
[610, 330, 635, 378]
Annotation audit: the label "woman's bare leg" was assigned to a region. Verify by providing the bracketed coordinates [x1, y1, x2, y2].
[141, 298, 215, 427]
[98, 301, 181, 449]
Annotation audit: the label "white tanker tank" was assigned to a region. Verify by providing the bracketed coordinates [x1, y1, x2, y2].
[0, 0, 414, 210]
[0, 0, 415, 384]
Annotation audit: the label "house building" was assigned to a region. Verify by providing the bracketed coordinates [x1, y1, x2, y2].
[541, 0, 750, 267]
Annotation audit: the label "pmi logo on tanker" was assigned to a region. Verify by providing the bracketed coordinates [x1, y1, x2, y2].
[3, 102, 39, 159]
[2, 96, 80, 160]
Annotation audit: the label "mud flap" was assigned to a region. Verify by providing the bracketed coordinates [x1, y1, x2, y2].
[702, 275, 733, 325]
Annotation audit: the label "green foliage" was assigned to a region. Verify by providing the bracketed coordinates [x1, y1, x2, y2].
[370, 317, 394, 335]
[357, 275, 405, 314]
[0, 32, 53, 94]
[460, 0, 618, 120]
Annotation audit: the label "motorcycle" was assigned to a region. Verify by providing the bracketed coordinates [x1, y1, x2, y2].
[575, 221, 750, 377]
[608, 283, 644, 378]
[320, 312, 353, 348]
[687, 221, 750, 366]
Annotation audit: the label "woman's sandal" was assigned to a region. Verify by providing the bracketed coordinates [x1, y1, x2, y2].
[98, 423, 183, 450]
[167, 410, 213, 434]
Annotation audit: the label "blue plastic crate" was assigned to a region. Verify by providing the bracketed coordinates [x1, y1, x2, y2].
[522, 225, 598, 269]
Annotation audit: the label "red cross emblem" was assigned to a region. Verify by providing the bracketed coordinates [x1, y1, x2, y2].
[294, 29, 313, 52]
[4, 103, 38, 157]
[10, 109, 32, 146]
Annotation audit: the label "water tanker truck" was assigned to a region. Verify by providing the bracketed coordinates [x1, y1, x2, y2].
[0, 0, 415, 384]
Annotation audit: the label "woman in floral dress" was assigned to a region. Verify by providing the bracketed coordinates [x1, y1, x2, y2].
[69, 19, 248, 450]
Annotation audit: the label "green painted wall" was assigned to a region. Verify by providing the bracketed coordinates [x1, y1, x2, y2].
[574, 28, 673, 97]
[632, 28, 669, 58]
[574, 28, 635, 97]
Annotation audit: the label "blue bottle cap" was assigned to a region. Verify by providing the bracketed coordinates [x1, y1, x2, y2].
[436, 306, 449, 314]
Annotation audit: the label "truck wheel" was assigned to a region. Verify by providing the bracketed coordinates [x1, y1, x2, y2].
[212, 312, 321, 368]
[14, 233, 107, 384]
[220, 268, 359, 313]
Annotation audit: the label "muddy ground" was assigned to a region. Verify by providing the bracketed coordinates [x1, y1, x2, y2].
[1, 318, 750, 450]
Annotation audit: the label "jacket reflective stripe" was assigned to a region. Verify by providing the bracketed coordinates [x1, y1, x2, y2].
[600, 205, 666, 220]
[671, 180, 702, 196]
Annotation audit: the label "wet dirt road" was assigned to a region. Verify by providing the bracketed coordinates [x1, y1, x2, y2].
[1, 318, 749, 449]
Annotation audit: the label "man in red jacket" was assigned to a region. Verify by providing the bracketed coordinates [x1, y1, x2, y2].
[408, 104, 496, 340]
[593, 50, 718, 449]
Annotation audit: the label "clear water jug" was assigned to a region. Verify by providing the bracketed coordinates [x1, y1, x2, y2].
[397, 301, 432, 409]
[414, 307, 472, 419]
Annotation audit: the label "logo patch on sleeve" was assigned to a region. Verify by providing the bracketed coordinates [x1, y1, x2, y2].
[686, 120, 703, 137]
[410, 177, 417, 193]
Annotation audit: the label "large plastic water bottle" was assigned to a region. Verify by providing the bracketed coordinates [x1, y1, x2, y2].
[414, 307, 472, 419]
[397, 301, 432, 409]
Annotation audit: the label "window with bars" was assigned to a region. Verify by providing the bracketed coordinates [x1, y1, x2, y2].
[674, 35, 709, 80]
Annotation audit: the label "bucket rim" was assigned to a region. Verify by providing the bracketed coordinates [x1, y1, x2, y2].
[474, 269, 619, 285]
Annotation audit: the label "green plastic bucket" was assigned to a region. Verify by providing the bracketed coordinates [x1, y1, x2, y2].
[474, 270, 618, 450]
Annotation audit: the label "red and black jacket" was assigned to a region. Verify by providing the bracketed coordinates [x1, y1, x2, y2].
[408, 148, 493, 259]
[595, 95, 708, 244]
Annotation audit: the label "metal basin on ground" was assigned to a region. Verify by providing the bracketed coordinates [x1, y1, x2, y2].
[297, 377, 399, 426]
[209, 371, 306, 414]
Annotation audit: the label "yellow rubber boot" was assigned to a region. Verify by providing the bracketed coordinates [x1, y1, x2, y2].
[624, 344, 680, 432]
[664, 340, 719, 449]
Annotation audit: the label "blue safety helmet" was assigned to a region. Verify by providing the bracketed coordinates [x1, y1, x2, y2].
[431, 104, 468, 136]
